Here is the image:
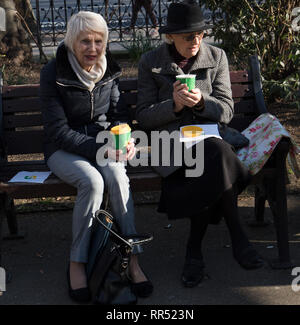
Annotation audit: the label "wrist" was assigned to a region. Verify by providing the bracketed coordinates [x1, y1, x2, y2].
[173, 101, 184, 114]
[194, 97, 205, 110]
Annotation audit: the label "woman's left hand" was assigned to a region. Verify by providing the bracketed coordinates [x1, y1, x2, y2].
[184, 88, 203, 108]
[176, 83, 203, 108]
[125, 138, 136, 161]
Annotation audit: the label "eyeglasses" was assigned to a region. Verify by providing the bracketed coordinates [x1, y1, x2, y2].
[181, 32, 204, 42]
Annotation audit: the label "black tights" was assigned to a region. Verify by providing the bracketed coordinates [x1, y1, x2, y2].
[186, 186, 250, 260]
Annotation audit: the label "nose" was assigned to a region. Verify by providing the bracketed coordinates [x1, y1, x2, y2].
[87, 41, 96, 51]
[89, 41, 96, 51]
[191, 36, 200, 45]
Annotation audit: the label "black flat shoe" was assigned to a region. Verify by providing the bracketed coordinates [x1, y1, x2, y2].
[181, 258, 205, 288]
[234, 246, 264, 270]
[131, 279, 154, 298]
[67, 266, 91, 303]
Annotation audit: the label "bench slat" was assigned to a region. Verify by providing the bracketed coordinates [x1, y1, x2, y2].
[231, 84, 254, 98]
[119, 73, 252, 89]
[3, 97, 41, 113]
[121, 92, 137, 106]
[2, 84, 39, 98]
[3, 113, 43, 129]
[119, 79, 138, 91]
[230, 70, 252, 83]
[2, 74, 251, 97]
[0, 160, 46, 173]
[0, 181, 77, 199]
[233, 99, 257, 114]
[0, 171, 160, 199]
[0, 177, 162, 199]
[5, 130, 44, 155]
[129, 173, 161, 192]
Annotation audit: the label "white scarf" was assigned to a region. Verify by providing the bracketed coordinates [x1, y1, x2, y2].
[68, 50, 107, 92]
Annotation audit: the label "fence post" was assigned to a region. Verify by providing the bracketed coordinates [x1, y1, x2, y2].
[35, 0, 43, 61]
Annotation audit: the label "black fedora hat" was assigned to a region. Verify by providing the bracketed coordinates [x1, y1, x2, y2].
[159, 2, 213, 34]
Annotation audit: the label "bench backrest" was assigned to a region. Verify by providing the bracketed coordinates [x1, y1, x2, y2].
[0, 56, 266, 160]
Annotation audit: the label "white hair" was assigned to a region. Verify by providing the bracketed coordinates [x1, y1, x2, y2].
[64, 11, 108, 54]
[161, 34, 173, 44]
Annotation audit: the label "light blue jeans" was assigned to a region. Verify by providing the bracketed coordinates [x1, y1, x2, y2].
[47, 150, 142, 263]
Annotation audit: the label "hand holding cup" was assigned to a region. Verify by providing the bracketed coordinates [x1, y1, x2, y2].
[109, 124, 136, 161]
[173, 75, 202, 112]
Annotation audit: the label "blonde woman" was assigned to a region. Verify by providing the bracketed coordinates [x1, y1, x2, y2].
[40, 11, 153, 303]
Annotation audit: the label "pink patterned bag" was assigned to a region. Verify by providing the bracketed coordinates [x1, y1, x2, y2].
[236, 113, 300, 177]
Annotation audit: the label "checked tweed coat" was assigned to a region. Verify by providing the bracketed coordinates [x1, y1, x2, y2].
[136, 41, 235, 177]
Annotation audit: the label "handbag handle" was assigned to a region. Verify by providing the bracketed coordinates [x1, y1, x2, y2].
[94, 209, 153, 249]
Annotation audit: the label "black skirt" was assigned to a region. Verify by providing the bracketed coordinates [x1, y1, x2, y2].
[158, 137, 251, 222]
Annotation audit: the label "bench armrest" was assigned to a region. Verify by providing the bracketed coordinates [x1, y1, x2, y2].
[0, 71, 6, 159]
[248, 55, 268, 115]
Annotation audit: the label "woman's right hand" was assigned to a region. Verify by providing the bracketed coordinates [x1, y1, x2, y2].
[106, 138, 136, 161]
[173, 80, 186, 113]
[106, 147, 124, 161]
[173, 80, 203, 113]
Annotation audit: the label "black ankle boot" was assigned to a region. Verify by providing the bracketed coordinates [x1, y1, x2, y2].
[131, 279, 154, 298]
[181, 258, 205, 288]
[130, 267, 154, 298]
[67, 266, 91, 303]
[233, 246, 264, 270]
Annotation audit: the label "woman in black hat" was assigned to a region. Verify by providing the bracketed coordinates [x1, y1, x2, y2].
[136, 1, 264, 288]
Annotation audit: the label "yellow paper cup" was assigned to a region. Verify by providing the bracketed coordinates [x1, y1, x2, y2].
[181, 125, 203, 138]
[110, 124, 131, 153]
[176, 74, 196, 91]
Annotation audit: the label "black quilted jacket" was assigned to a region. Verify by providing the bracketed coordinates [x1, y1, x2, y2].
[39, 43, 129, 162]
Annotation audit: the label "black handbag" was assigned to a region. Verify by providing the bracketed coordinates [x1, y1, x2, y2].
[86, 209, 153, 305]
[218, 123, 249, 149]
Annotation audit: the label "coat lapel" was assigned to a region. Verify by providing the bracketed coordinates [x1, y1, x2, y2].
[156, 44, 184, 75]
[190, 41, 217, 71]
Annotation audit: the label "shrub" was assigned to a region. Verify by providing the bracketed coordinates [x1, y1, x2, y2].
[203, 0, 300, 106]
[121, 30, 161, 62]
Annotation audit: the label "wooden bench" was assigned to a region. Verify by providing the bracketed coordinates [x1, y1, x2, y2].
[0, 55, 292, 269]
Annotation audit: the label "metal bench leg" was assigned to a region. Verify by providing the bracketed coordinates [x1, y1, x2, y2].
[3, 194, 24, 240]
[0, 194, 13, 284]
[248, 184, 269, 227]
[0, 194, 5, 266]
[267, 171, 292, 269]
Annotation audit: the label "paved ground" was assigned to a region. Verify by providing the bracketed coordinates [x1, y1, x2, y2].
[1, 194, 300, 306]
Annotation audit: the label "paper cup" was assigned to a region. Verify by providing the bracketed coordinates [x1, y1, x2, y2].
[176, 74, 196, 91]
[181, 125, 203, 138]
[110, 124, 131, 153]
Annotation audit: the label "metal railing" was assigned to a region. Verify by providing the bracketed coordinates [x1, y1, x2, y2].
[30, 0, 210, 49]
[33, 0, 171, 47]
